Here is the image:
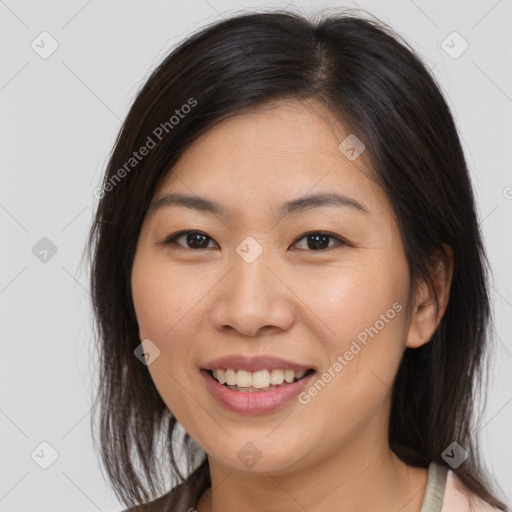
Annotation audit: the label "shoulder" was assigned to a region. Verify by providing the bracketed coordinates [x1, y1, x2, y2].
[119, 459, 210, 512]
[119, 482, 195, 512]
[441, 470, 503, 512]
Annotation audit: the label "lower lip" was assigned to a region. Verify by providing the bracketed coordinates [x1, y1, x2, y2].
[200, 370, 315, 415]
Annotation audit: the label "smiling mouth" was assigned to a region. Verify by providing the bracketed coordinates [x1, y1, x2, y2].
[207, 368, 315, 393]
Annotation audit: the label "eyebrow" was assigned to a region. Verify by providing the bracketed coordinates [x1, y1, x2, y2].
[149, 191, 369, 219]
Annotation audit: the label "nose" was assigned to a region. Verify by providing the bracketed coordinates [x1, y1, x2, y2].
[210, 248, 295, 337]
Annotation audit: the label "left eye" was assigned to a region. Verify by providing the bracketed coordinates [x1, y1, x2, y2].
[161, 230, 347, 251]
[163, 231, 218, 249]
[292, 231, 347, 251]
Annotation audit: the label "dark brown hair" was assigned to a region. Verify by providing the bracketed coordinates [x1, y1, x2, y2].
[85, 9, 507, 510]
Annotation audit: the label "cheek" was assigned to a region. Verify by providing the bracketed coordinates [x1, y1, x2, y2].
[295, 251, 409, 411]
[131, 257, 204, 343]
[289, 293, 407, 459]
[131, 261, 196, 422]
[295, 252, 409, 354]
[131, 251, 216, 413]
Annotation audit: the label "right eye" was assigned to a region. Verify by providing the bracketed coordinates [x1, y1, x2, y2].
[162, 230, 219, 250]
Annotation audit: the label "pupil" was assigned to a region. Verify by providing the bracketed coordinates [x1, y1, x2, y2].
[188, 233, 208, 248]
[308, 234, 329, 250]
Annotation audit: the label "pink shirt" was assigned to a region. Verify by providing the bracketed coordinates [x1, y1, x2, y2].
[440, 470, 502, 511]
[420, 462, 504, 511]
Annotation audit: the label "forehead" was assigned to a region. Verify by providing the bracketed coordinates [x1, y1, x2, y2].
[152, 100, 390, 220]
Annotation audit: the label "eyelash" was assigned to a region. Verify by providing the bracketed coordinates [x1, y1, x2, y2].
[160, 230, 350, 252]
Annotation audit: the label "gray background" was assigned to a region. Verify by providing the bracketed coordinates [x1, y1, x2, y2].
[1, 0, 511, 510]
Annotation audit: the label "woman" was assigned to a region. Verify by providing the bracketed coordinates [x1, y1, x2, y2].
[86, 10, 508, 512]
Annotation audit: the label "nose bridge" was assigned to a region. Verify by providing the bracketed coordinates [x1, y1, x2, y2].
[210, 235, 294, 335]
[230, 235, 275, 303]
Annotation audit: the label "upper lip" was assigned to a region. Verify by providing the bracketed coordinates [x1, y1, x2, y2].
[202, 355, 315, 373]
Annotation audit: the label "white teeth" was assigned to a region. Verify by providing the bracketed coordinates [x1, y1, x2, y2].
[211, 368, 310, 388]
[270, 369, 285, 385]
[284, 370, 295, 383]
[236, 370, 252, 388]
[251, 370, 270, 389]
[295, 369, 307, 379]
[225, 369, 237, 386]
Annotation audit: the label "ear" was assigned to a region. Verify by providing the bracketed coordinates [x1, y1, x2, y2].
[406, 244, 454, 349]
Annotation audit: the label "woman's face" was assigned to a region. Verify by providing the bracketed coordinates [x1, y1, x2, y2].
[131, 100, 416, 474]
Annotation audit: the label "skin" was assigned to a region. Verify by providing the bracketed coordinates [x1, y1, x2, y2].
[130, 99, 453, 512]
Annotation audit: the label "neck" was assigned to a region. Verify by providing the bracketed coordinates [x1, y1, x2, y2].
[196, 431, 428, 512]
